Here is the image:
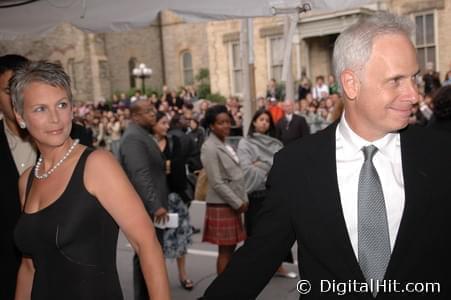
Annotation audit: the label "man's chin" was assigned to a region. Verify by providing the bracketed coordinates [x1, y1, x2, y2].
[390, 121, 409, 133]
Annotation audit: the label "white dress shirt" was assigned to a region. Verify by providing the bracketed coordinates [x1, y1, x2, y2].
[225, 144, 240, 164]
[312, 84, 329, 100]
[285, 113, 293, 123]
[3, 119, 37, 175]
[336, 116, 405, 259]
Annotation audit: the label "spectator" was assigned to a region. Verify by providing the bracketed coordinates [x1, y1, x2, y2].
[201, 105, 248, 275]
[422, 61, 441, 96]
[152, 111, 194, 291]
[429, 85, 451, 132]
[237, 109, 297, 279]
[118, 100, 169, 300]
[312, 75, 329, 101]
[443, 70, 451, 86]
[297, 77, 311, 100]
[267, 97, 284, 124]
[275, 99, 310, 145]
[0, 54, 34, 300]
[328, 74, 339, 95]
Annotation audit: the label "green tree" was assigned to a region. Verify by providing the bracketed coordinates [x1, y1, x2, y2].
[195, 68, 226, 103]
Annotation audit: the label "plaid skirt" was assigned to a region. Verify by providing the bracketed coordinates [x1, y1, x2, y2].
[202, 203, 246, 245]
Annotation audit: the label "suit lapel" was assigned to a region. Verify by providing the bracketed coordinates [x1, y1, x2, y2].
[0, 121, 19, 178]
[305, 124, 365, 281]
[131, 123, 162, 157]
[211, 134, 239, 165]
[384, 127, 432, 278]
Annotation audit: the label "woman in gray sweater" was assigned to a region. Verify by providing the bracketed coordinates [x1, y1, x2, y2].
[237, 108, 297, 279]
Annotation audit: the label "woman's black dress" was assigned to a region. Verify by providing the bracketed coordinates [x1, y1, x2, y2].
[14, 149, 123, 300]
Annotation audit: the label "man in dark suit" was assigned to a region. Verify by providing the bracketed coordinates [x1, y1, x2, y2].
[0, 54, 35, 300]
[275, 99, 310, 145]
[202, 12, 451, 299]
[118, 99, 168, 300]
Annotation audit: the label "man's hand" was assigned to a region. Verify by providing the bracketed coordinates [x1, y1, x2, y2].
[154, 207, 169, 224]
[237, 202, 249, 214]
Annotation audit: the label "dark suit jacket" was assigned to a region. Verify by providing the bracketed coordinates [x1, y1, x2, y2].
[119, 123, 168, 215]
[71, 122, 93, 147]
[168, 128, 202, 172]
[0, 121, 21, 300]
[203, 123, 451, 299]
[275, 114, 310, 145]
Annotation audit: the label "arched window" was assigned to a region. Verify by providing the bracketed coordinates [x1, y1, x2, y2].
[129, 57, 137, 88]
[181, 51, 194, 85]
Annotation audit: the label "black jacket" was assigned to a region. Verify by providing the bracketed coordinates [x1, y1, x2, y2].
[275, 114, 310, 145]
[203, 124, 451, 299]
[0, 121, 22, 300]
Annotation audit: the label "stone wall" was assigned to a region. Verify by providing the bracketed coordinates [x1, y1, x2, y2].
[160, 11, 209, 92]
[0, 23, 97, 102]
[104, 22, 163, 96]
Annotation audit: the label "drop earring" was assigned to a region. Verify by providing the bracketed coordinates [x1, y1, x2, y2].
[18, 121, 26, 129]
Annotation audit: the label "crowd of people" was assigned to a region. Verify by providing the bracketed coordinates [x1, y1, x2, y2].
[70, 61, 451, 155]
[2, 10, 451, 300]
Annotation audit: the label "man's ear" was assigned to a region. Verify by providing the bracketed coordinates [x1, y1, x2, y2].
[340, 69, 359, 100]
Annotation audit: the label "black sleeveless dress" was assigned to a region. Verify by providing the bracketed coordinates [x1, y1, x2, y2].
[14, 149, 123, 300]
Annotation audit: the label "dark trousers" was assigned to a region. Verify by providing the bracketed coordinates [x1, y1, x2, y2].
[245, 190, 294, 264]
[133, 227, 164, 300]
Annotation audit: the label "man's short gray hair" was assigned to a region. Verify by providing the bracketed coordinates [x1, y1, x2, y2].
[332, 11, 414, 90]
[10, 61, 72, 115]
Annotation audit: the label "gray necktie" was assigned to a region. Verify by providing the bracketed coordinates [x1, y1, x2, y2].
[358, 145, 391, 296]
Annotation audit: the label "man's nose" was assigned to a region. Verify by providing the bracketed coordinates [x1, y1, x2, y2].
[404, 79, 419, 104]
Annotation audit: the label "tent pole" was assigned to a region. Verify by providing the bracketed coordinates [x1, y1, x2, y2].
[283, 15, 296, 101]
[158, 11, 167, 86]
[240, 18, 255, 137]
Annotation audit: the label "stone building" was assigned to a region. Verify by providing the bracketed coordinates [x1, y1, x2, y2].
[0, 0, 449, 102]
[0, 23, 111, 102]
[208, 0, 451, 99]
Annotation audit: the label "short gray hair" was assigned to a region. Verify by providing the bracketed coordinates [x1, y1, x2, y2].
[10, 61, 72, 115]
[333, 11, 414, 90]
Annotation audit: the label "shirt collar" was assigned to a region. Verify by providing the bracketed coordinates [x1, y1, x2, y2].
[337, 114, 400, 160]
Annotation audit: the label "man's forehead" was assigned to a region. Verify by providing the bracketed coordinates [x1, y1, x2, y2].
[137, 101, 152, 110]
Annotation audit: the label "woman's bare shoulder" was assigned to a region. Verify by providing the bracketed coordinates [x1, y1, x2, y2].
[85, 148, 120, 173]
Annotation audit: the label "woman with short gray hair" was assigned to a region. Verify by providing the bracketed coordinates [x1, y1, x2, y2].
[11, 61, 170, 300]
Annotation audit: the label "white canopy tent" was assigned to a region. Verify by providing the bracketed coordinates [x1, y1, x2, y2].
[0, 0, 378, 132]
[0, 0, 377, 38]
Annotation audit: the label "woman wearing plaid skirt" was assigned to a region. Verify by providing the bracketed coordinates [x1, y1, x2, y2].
[200, 105, 248, 275]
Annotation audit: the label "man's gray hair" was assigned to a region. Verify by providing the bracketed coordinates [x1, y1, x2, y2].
[10, 61, 72, 115]
[333, 11, 414, 89]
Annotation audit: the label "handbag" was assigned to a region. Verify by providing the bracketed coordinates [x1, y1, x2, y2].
[194, 168, 208, 201]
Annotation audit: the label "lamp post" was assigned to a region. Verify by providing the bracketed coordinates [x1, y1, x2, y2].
[132, 63, 152, 95]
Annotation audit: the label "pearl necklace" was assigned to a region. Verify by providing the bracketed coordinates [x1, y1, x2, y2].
[34, 139, 79, 180]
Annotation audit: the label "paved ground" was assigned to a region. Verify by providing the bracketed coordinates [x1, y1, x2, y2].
[116, 201, 301, 299]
